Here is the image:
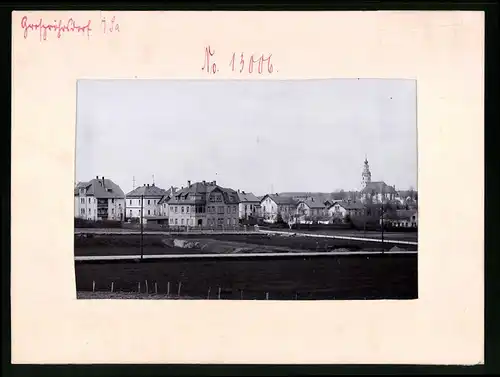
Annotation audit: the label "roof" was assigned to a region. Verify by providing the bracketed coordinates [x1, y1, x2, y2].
[261, 194, 298, 206]
[74, 178, 125, 199]
[158, 187, 178, 204]
[361, 181, 397, 194]
[126, 184, 169, 198]
[237, 191, 260, 203]
[298, 199, 325, 209]
[167, 181, 240, 205]
[396, 209, 418, 219]
[330, 201, 366, 210]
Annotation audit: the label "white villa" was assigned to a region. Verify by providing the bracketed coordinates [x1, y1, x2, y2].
[74, 176, 125, 221]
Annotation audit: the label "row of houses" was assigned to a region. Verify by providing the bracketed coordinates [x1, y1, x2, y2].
[74, 176, 418, 228]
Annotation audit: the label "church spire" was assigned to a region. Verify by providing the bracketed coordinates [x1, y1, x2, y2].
[361, 155, 372, 190]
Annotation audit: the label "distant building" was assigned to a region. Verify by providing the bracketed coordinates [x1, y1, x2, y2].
[382, 209, 418, 228]
[167, 180, 240, 227]
[237, 190, 261, 220]
[296, 198, 327, 223]
[359, 156, 397, 203]
[260, 194, 298, 223]
[328, 200, 366, 221]
[74, 176, 125, 221]
[126, 183, 168, 221]
[158, 186, 178, 217]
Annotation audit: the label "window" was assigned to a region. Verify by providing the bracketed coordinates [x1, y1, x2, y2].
[170, 218, 173, 224]
[227, 218, 230, 225]
[175, 219, 178, 225]
[233, 218, 237, 225]
[129, 210, 132, 216]
[181, 206, 184, 213]
[227, 206, 230, 214]
[88, 208, 91, 213]
[81, 208, 85, 214]
[148, 200, 150, 205]
[80, 198, 84, 204]
[218, 206, 224, 214]
[111, 199, 114, 203]
[174, 206, 178, 213]
[112, 208, 114, 214]
[181, 219, 184, 225]
[148, 210, 150, 215]
[244, 205, 247, 211]
[129, 200, 132, 205]
[233, 206, 236, 214]
[88, 198, 91, 203]
[186, 206, 190, 213]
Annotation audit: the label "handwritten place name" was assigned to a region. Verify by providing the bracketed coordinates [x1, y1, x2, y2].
[21, 16, 92, 41]
[201, 45, 275, 75]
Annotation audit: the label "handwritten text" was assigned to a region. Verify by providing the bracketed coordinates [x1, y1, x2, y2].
[21, 16, 92, 41]
[201, 45, 275, 75]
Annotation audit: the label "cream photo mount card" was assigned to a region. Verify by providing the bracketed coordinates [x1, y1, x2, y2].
[11, 10, 484, 365]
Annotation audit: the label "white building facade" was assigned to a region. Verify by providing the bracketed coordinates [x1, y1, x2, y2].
[125, 183, 169, 221]
[74, 176, 126, 221]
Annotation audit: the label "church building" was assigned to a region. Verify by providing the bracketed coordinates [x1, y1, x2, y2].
[359, 156, 397, 204]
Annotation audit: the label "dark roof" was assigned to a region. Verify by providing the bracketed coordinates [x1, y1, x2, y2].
[261, 194, 298, 206]
[298, 199, 326, 209]
[166, 181, 239, 205]
[158, 187, 178, 204]
[330, 201, 366, 210]
[396, 209, 418, 219]
[237, 192, 260, 203]
[361, 181, 397, 194]
[126, 184, 168, 198]
[74, 178, 125, 198]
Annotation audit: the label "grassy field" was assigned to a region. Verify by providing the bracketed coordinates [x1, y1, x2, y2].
[75, 253, 417, 300]
[74, 233, 416, 257]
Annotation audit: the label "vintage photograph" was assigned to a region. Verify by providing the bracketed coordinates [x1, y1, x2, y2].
[74, 79, 418, 300]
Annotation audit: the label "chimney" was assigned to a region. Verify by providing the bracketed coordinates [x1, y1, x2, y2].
[171, 186, 174, 192]
[213, 180, 217, 185]
[95, 175, 98, 180]
[147, 184, 149, 187]
[202, 180, 206, 184]
[188, 180, 191, 186]
[102, 176, 105, 188]
[238, 189, 240, 193]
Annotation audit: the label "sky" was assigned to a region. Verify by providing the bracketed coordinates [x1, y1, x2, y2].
[76, 79, 417, 196]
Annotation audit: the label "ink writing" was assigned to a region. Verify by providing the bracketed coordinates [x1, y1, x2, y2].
[101, 16, 120, 33]
[21, 16, 92, 41]
[201, 45, 275, 75]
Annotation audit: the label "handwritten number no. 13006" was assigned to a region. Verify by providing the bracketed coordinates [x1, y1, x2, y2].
[229, 52, 273, 74]
[202, 46, 274, 75]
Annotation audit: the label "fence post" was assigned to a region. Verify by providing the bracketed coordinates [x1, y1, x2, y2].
[177, 282, 182, 297]
[92, 280, 95, 292]
[207, 287, 211, 299]
[145, 280, 149, 294]
[138, 282, 141, 293]
[266, 292, 269, 300]
[111, 282, 114, 293]
[218, 287, 221, 299]
[240, 290, 243, 300]
[167, 282, 170, 296]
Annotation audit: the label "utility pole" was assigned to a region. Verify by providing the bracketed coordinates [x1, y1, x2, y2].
[140, 194, 144, 261]
[381, 199, 385, 251]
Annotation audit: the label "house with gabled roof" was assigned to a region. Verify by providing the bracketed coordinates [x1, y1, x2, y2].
[126, 183, 170, 220]
[296, 197, 328, 223]
[237, 190, 261, 220]
[327, 200, 367, 222]
[260, 194, 298, 223]
[166, 180, 240, 227]
[74, 176, 125, 221]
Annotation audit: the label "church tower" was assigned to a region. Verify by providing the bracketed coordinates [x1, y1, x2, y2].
[361, 155, 372, 190]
